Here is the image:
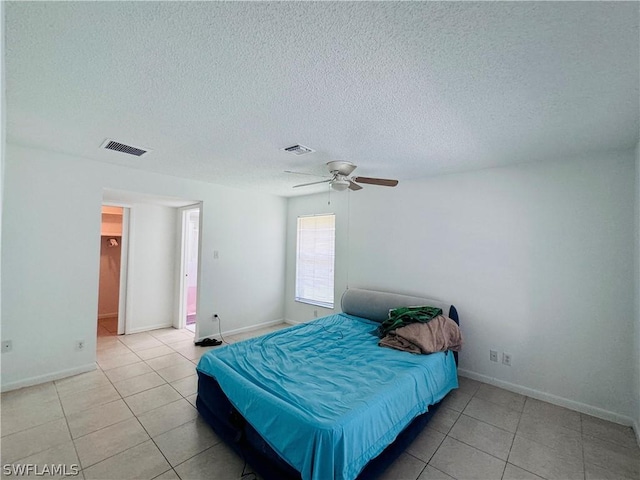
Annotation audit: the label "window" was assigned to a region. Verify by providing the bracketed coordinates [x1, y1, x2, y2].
[295, 214, 335, 308]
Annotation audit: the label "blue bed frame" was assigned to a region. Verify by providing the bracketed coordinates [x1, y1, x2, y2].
[196, 289, 460, 480]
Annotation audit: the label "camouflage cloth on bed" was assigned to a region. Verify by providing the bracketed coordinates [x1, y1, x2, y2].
[377, 305, 443, 337]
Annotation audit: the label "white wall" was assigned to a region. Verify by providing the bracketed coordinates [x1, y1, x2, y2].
[0, 1, 5, 369]
[635, 141, 640, 436]
[286, 151, 636, 424]
[1, 144, 287, 390]
[126, 203, 177, 333]
[285, 197, 349, 321]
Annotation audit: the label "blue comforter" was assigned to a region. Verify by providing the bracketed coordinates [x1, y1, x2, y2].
[197, 314, 458, 480]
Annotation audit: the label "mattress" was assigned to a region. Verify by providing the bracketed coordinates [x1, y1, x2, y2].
[197, 313, 458, 480]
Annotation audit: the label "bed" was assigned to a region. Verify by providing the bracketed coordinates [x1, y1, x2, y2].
[196, 288, 460, 480]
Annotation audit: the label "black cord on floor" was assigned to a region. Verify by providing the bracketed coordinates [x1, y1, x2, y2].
[240, 460, 257, 480]
[215, 314, 230, 344]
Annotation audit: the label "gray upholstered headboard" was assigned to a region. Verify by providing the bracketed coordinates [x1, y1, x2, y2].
[340, 288, 458, 324]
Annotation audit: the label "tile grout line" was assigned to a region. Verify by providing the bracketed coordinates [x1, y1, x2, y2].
[136, 325, 278, 476]
[502, 397, 533, 478]
[93, 340, 177, 478]
[498, 393, 523, 480]
[414, 461, 427, 480]
[19, 326, 632, 479]
[434, 384, 511, 478]
[54, 379, 85, 477]
[462, 381, 589, 478]
[443, 433, 511, 464]
[456, 411, 518, 435]
[103, 329, 218, 475]
[505, 396, 525, 463]
[71, 356, 151, 473]
[468, 380, 516, 477]
[75, 421, 151, 471]
[405, 428, 447, 465]
[4, 326, 247, 479]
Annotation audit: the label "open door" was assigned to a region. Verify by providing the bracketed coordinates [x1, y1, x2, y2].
[117, 207, 130, 335]
[178, 207, 200, 332]
[97, 205, 130, 336]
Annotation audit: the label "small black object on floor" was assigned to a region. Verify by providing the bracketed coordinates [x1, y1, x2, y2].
[195, 338, 222, 347]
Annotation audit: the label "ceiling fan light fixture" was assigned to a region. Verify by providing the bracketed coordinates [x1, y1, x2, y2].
[331, 179, 350, 191]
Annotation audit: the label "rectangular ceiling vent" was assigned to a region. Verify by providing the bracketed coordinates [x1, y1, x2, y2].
[282, 144, 314, 155]
[101, 139, 150, 157]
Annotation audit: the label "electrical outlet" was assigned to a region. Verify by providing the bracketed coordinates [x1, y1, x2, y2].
[314, 310, 318, 318]
[489, 350, 498, 362]
[213, 250, 219, 259]
[2, 340, 13, 353]
[76, 340, 85, 351]
[502, 353, 512, 366]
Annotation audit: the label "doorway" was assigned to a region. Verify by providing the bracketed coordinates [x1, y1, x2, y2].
[179, 207, 200, 333]
[97, 206, 123, 337]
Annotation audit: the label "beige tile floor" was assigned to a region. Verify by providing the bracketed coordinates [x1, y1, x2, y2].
[1, 321, 639, 480]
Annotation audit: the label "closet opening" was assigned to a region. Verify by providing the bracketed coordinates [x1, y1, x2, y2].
[97, 205, 129, 337]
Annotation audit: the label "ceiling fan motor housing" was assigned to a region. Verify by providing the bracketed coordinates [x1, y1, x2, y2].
[327, 161, 356, 176]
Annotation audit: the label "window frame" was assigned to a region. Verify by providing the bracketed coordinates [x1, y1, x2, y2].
[294, 213, 336, 309]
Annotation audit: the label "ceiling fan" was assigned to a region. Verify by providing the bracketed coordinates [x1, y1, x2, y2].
[285, 161, 399, 191]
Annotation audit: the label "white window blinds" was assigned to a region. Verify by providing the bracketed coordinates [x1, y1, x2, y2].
[295, 214, 335, 308]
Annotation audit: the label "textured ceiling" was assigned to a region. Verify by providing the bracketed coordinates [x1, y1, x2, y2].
[5, 2, 639, 197]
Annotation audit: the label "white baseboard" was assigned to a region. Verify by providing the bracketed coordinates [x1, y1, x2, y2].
[126, 322, 172, 334]
[98, 312, 118, 319]
[1, 363, 97, 393]
[197, 318, 286, 342]
[284, 318, 313, 326]
[458, 368, 635, 428]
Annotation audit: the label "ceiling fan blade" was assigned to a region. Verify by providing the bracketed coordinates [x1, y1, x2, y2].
[353, 176, 398, 187]
[284, 170, 328, 178]
[293, 179, 332, 188]
[348, 180, 363, 191]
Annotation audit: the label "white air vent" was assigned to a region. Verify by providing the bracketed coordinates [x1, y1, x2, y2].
[101, 139, 150, 157]
[282, 144, 314, 155]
